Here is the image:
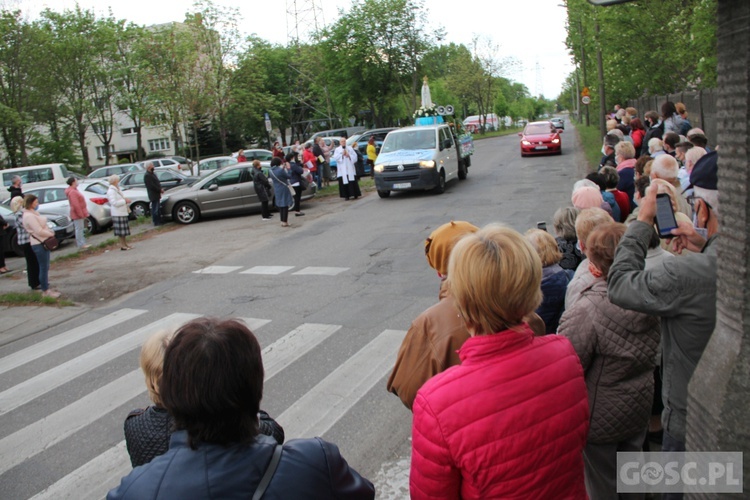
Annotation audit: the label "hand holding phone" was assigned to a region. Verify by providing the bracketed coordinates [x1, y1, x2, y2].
[654, 193, 678, 238]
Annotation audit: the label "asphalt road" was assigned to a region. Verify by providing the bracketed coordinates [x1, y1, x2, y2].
[0, 119, 585, 499]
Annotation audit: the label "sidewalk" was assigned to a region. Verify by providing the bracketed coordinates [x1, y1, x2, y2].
[0, 219, 162, 347]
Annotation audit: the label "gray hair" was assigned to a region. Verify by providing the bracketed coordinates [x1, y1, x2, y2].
[11, 175, 21, 185]
[648, 138, 664, 153]
[553, 206, 579, 240]
[650, 154, 679, 181]
[108, 174, 120, 185]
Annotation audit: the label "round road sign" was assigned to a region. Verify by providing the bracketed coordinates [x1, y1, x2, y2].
[581, 96, 591, 105]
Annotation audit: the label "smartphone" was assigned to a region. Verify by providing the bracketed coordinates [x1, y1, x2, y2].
[537, 221, 547, 232]
[655, 193, 678, 238]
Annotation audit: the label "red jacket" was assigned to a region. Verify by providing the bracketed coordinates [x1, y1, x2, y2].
[410, 326, 589, 500]
[302, 149, 317, 172]
[631, 129, 645, 151]
[65, 185, 89, 220]
[612, 189, 631, 220]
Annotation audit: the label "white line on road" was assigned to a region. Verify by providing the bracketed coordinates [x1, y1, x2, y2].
[240, 266, 295, 275]
[0, 308, 147, 377]
[278, 329, 406, 440]
[192, 266, 243, 274]
[0, 313, 199, 417]
[292, 267, 349, 276]
[262, 323, 341, 380]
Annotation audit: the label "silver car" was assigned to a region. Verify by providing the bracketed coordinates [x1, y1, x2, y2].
[195, 156, 238, 177]
[161, 163, 317, 225]
[87, 163, 144, 180]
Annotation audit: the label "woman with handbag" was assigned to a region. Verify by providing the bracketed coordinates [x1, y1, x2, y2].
[286, 152, 306, 217]
[107, 175, 133, 251]
[269, 157, 293, 227]
[10, 196, 40, 290]
[22, 194, 60, 298]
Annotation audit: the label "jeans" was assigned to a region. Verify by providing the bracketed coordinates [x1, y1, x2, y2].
[661, 430, 686, 500]
[73, 218, 86, 247]
[23, 243, 40, 289]
[150, 199, 162, 226]
[32, 244, 50, 291]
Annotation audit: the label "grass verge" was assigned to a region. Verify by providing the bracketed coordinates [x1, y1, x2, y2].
[575, 124, 605, 172]
[316, 177, 375, 198]
[0, 291, 75, 307]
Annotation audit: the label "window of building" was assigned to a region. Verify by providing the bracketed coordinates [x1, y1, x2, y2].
[95, 145, 115, 159]
[121, 127, 137, 136]
[148, 138, 170, 152]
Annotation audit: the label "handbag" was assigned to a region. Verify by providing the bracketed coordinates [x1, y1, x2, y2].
[32, 234, 59, 251]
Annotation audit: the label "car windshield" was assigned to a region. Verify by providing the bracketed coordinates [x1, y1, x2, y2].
[380, 129, 436, 153]
[84, 183, 108, 195]
[525, 124, 553, 135]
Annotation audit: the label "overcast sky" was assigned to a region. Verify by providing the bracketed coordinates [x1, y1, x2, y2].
[11, 0, 574, 99]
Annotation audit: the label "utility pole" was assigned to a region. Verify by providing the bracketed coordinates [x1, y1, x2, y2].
[596, 21, 606, 138]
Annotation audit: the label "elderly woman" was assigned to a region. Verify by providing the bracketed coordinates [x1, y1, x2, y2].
[268, 157, 292, 227]
[22, 194, 60, 298]
[106, 175, 133, 250]
[10, 196, 40, 289]
[124, 328, 285, 468]
[410, 224, 589, 499]
[553, 206, 581, 272]
[109, 317, 374, 499]
[558, 223, 660, 499]
[525, 229, 570, 334]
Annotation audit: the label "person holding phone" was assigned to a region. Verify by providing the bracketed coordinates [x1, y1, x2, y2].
[607, 183, 717, 471]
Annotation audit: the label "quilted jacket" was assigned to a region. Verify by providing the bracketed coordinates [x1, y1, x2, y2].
[558, 277, 660, 444]
[410, 326, 589, 500]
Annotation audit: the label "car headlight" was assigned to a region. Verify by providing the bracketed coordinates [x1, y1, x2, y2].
[374, 164, 384, 173]
[46, 220, 57, 229]
[552, 139, 560, 144]
[419, 160, 435, 168]
[521, 140, 531, 146]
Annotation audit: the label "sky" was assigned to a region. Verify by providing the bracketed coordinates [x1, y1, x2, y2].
[10, 0, 574, 99]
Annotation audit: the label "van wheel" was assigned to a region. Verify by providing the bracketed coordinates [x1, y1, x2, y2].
[458, 159, 468, 180]
[433, 170, 446, 194]
[377, 190, 391, 199]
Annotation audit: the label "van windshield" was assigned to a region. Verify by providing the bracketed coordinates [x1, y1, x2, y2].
[380, 129, 436, 153]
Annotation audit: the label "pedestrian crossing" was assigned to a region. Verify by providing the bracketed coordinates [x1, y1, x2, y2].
[193, 265, 349, 276]
[0, 308, 406, 498]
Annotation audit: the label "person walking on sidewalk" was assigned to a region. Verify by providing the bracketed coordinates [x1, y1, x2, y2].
[65, 177, 90, 249]
[10, 196, 40, 289]
[251, 160, 273, 221]
[22, 194, 60, 298]
[144, 162, 164, 226]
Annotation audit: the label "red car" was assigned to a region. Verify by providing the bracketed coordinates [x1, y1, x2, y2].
[519, 121, 562, 156]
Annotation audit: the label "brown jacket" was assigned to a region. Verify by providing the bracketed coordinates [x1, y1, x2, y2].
[387, 282, 545, 410]
[558, 276, 660, 443]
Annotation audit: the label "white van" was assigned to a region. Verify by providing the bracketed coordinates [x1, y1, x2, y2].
[372, 123, 472, 198]
[1, 163, 72, 201]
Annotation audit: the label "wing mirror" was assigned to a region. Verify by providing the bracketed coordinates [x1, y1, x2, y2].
[208, 184, 219, 191]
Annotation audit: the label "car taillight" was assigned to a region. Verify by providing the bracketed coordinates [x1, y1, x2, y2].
[90, 197, 108, 205]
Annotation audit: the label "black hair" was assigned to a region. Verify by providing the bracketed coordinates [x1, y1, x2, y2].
[586, 172, 606, 192]
[270, 157, 282, 167]
[661, 101, 677, 120]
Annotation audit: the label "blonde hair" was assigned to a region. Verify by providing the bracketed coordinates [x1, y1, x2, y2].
[575, 207, 613, 250]
[586, 224, 626, 279]
[525, 229, 563, 267]
[10, 196, 24, 212]
[108, 174, 120, 185]
[448, 224, 542, 335]
[140, 329, 175, 406]
[615, 141, 636, 160]
[606, 119, 618, 131]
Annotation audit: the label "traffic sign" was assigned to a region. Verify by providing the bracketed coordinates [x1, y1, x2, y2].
[582, 96, 591, 105]
[581, 87, 590, 97]
[264, 112, 272, 132]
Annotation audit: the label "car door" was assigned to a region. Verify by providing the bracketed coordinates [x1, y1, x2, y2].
[121, 172, 147, 188]
[197, 168, 247, 215]
[36, 188, 70, 218]
[438, 127, 457, 180]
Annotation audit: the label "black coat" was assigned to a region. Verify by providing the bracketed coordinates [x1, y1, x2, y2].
[252, 168, 272, 202]
[641, 122, 664, 157]
[144, 171, 162, 202]
[7, 185, 22, 201]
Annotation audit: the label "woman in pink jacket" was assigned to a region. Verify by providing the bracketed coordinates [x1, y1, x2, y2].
[22, 194, 60, 298]
[65, 177, 90, 249]
[410, 224, 589, 500]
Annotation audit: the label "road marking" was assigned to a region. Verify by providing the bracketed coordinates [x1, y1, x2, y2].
[0, 308, 147, 377]
[240, 265, 295, 275]
[292, 266, 349, 276]
[192, 266, 243, 274]
[0, 313, 199, 417]
[0, 369, 145, 477]
[262, 323, 341, 380]
[29, 441, 131, 500]
[278, 329, 405, 439]
[240, 317, 272, 331]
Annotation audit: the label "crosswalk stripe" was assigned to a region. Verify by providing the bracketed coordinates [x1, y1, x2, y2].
[262, 323, 341, 380]
[29, 441, 131, 500]
[0, 313, 199, 417]
[240, 317, 272, 332]
[292, 267, 349, 276]
[278, 329, 405, 440]
[18, 318, 340, 497]
[0, 308, 147, 377]
[240, 266, 295, 275]
[192, 266, 243, 274]
[0, 369, 144, 477]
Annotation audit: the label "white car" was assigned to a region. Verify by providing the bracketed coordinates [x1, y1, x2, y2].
[88, 163, 144, 180]
[195, 156, 238, 177]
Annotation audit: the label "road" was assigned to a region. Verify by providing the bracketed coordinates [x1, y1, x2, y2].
[0, 119, 584, 499]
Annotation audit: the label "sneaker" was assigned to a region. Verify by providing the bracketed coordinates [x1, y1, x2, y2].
[262, 217, 272, 221]
[80, 244, 91, 249]
[42, 290, 61, 299]
[295, 212, 305, 216]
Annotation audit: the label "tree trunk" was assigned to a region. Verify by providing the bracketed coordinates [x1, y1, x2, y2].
[686, 1, 750, 498]
[76, 117, 90, 172]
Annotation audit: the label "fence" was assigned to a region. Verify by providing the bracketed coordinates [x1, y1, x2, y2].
[627, 89, 717, 146]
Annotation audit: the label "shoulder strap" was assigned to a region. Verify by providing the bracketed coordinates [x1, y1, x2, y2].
[252, 444, 283, 500]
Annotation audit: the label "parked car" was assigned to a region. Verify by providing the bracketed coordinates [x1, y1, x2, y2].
[195, 156, 238, 177]
[550, 117, 565, 130]
[0, 204, 75, 257]
[243, 149, 274, 166]
[120, 168, 198, 192]
[1, 163, 73, 202]
[161, 163, 317, 225]
[519, 121, 562, 157]
[162, 156, 193, 172]
[88, 163, 144, 180]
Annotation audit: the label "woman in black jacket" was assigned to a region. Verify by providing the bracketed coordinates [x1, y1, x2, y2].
[286, 152, 306, 217]
[251, 160, 273, 221]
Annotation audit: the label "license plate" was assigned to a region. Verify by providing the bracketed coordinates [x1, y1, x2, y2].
[535, 146, 548, 150]
[393, 182, 411, 189]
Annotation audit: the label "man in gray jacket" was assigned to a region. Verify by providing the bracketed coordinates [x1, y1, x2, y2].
[607, 185, 717, 466]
